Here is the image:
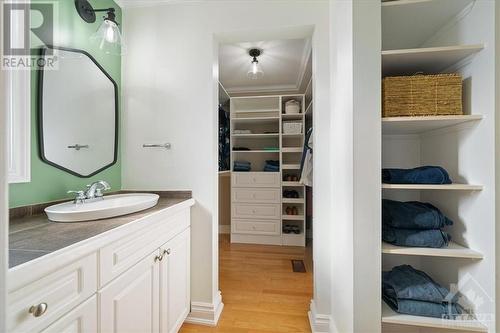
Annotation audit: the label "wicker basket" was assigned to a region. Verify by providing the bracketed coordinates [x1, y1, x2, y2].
[382, 74, 463, 117]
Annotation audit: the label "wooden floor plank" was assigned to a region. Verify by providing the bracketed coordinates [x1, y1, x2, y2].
[180, 234, 313, 333]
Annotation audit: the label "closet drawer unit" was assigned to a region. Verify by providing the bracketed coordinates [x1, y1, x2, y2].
[232, 172, 280, 188]
[232, 188, 281, 203]
[231, 203, 281, 220]
[232, 219, 280, 235]
[8, 252, 98, 333]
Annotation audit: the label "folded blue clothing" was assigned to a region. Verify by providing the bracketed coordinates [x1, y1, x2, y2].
[234, 167, 251, 172]
[265, 160, 280, 167]
[383, 199, 453, 230]
[383, 227, 450, 248]
[382, 265, 457, 304]
[383, 295, 463, 319]
[234, 161, 251, 167]
[382, 166, 452, 185]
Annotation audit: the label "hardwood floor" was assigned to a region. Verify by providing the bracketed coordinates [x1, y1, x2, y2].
[180, 234, 313, 333]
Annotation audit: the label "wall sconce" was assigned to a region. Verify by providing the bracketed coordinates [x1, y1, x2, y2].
[75, 0, 123, 55]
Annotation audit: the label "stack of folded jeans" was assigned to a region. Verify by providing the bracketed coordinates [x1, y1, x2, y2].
[383, 265, 463, 318]
[383, 199, 452, 248]
[263, 160, 279, 172]
[382, 166, 452, 184]
[233, 161, 251, 172]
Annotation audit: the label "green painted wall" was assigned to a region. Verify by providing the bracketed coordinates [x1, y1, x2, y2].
[9, 0, 122, 208]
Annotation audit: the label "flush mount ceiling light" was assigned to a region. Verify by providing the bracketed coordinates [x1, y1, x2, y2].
[75, 0, 123, 55]
[247, 48, 264, 80]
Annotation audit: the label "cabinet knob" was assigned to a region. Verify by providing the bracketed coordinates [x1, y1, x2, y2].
[29, 303, 48, 317]
[162, 248, 171, 256]
[154, 254, 163, 262]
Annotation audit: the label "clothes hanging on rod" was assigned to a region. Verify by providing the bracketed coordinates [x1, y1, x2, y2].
[300, 128, 313, 186]
[218, 104, 230, 171]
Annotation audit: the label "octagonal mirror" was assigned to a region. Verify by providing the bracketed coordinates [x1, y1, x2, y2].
[38, 46, 118, 177]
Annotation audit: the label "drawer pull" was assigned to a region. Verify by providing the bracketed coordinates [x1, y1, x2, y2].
[162, 248, 172, 256]
[154, 254, 163, 262]
[29, 303, 48, 317]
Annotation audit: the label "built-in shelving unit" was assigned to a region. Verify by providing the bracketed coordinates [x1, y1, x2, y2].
[382, 115, 483, 135]
[382, 303, 487, 332]
[229, 94, 307, 247]
[382, 242, 483, 259]
[380, 0, 493, 331]
[382, 44, 484, 76]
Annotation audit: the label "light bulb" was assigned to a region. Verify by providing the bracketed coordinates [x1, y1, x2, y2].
[105, 24, 115, 43]
[252, 61, 258, 74]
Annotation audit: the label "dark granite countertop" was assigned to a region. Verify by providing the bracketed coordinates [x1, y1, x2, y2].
[9, 194, 193, 268]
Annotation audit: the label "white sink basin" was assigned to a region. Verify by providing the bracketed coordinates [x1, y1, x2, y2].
[45, 193, 160, 222]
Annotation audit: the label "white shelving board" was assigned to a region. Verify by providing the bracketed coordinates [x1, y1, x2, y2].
[282, 147, 303, 153]
[282, 181, 302, 187]
[382, 44, 484, 76]
[382, 303, 487, 332]
[382, 241, 483, 259]
[382, 0, 475, 50]
[282, 215, 305, 221]
[232, 116, 280, 123]
[282, 164, 301, 170]
[282, 198, 304, 204]
[382, 184, 483, 190]
[232, 133, 279, 138]
[382, 115, 483, 135]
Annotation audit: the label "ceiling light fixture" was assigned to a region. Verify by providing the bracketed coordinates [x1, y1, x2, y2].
[75, 0, 123, 55]
[247, 48, 264, 80]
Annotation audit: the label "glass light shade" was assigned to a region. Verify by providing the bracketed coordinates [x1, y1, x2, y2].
[247, 60, 264, 79]
[91, 19, 123, 55]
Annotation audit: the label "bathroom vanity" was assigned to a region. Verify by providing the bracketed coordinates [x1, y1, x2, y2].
[8, 193, 194, 333]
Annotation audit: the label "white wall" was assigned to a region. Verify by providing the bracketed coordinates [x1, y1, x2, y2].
[496, 2, 500, 332]
[329, 0, 381, 332]
[0, 4, 8, 327]
[121, 0, 332, 323]
[419, 1, 496, 331]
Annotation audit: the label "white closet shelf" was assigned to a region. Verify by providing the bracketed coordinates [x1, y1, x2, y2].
[382, 0, 475, 50]
[282, 147, 303, 153]
[282, 198, 304, 204]
[232, 133, 279, 138]
[282, 164, 301, 170]
[382, 184, 483, 190]
[382, 303, 487, 332]
[282, 181, 302, 186]
[233, 109, 280, 114]
[232, 150, 279, 153]
[382, 44, 484, 77]
[281, 114, 303, 120]
[282, 134, 303, 138]
[282, 215, 305, 221]
[382, 241, 483, 259]
[232, 116, 280, 123]
[382, 115, 483, 135]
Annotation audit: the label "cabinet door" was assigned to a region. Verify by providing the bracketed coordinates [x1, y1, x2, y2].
[40, 296, 97, 333]
[159, 228, 190, 333]
[99, 251, 160, 333]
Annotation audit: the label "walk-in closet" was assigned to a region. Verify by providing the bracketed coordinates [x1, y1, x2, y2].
[218, 38, 313, 249]
[380, 0, 495, 332]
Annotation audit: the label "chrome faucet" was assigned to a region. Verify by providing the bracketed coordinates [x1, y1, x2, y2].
[85, 180, 111, 199]
[68, 180, 111, 204]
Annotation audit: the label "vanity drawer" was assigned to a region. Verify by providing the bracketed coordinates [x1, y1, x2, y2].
[8, 252, 97, 333]
[232, 219, 280, 235]
[99, 209, 190, 287]
[232, 188, 281, 203]
[231, 203, 281, 220]
[232, 172, 280, 188]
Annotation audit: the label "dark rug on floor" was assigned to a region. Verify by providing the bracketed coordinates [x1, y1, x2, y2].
[291, 259, 306, 273]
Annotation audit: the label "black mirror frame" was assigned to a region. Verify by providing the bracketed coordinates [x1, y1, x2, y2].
[37, 45, 119, 178]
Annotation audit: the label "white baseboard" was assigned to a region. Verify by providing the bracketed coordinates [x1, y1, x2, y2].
[219, 225, 230, 234]
[185, 290, 224, 326]
[308, 299, 331, 333]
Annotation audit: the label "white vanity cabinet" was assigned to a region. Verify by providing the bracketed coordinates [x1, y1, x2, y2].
[8, 199, 194, 333]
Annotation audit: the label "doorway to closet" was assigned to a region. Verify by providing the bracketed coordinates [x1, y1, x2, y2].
[215, 36, 314, 330]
